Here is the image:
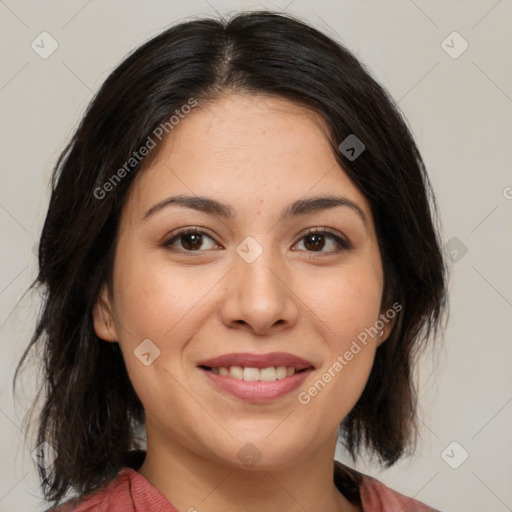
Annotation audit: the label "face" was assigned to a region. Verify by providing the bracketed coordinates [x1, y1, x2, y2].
[93, 93, 393, 469]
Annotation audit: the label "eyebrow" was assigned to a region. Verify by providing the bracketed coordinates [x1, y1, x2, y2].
[143, 194, 367, 227]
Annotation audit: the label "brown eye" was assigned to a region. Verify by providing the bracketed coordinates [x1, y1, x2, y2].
[293, 229, 351, 254]
[164, 229, 218, 252]
[303, 233, 327, 251]
[179, 232, 203, 251]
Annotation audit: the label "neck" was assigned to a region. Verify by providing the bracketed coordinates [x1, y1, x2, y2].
[137, 425, 361, 512]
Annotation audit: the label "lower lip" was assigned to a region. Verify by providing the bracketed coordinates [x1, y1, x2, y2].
[199, 367, 313, 402]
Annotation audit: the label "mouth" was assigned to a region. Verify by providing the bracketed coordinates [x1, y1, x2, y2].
[198, 365, 310, 381]
[196, 352, 315, 402]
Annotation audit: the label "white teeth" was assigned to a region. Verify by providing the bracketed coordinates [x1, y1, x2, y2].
[211, 366, 298, 381]
[243, 367, 260, 381]
[230, 366, 244, 380]
[260, 367, 277, 381]
[276, 366, 287, 379]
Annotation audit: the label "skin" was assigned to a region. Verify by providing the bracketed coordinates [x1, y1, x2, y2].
[93, 93, 395, 512]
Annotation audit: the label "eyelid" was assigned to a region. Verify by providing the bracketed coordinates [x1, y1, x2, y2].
[294, 226, 352, 250]
[162, 226, 219, 247]
[162, 225, 352, 254]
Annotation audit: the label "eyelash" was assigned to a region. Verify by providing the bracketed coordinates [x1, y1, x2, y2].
[162, 226, 352, 256]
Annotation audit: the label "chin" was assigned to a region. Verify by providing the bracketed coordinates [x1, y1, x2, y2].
[207, 434, 308, 471]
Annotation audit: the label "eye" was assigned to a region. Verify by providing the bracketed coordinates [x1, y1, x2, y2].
[292, 228, 351, 255]
[163, 227, 351, 255]
[163, 228, 219, 252]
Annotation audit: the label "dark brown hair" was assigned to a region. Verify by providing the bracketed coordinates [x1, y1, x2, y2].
[14, 10, 447, 507]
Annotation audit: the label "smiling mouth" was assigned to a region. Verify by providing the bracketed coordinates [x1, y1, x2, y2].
[199, 365, 312, 382]
[196, 352, 315, 401]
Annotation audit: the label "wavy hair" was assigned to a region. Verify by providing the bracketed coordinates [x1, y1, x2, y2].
[14, 10, 447, 507]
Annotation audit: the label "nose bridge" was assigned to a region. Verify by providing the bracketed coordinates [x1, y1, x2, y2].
[220, 233, 298, 333]
[235, 234, 286, 301]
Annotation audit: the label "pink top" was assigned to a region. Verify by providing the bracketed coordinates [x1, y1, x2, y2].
[46, 465, 441, 512]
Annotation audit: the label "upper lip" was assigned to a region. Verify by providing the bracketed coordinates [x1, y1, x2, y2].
[197, 352, 315, 371]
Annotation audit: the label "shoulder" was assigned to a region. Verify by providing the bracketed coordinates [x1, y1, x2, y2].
[359, 474, 442, 512]
[42, 452, 176, 512]
[333, 461, 441, 512]
[42, 468, 139, 512]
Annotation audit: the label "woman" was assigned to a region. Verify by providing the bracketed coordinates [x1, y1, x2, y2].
[15, 10, 447, 512]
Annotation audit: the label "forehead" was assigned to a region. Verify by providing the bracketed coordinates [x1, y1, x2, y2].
[124, 93, 371, 223]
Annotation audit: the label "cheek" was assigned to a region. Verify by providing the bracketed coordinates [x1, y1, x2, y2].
[110, 252, 205, 412]
[295, 263, 382, 416]
[113, 252, 215, 342]
[306, 261, 383, 341]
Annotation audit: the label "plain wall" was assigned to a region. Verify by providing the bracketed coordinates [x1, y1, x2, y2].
[1, 1, 511, 511]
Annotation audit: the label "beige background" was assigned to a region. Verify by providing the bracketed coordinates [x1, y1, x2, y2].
[1, 1, 511, 511]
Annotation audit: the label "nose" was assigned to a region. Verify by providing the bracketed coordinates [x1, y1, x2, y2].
[218, 245, 300, 336]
